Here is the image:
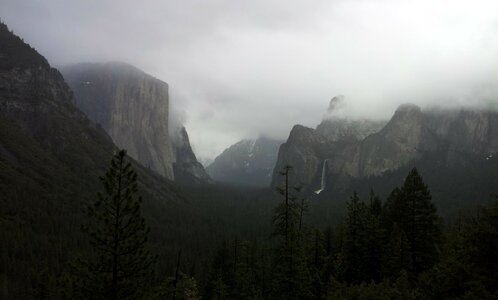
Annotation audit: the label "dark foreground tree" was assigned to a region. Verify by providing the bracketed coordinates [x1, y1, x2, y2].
[271, 165, 312, 300]
[75, 150, 155, 299]
[337, 192, 383, 283]
[383, 168, 441, 275]
[418, 199, 498, 299]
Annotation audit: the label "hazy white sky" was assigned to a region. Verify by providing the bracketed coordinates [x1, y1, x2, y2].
[1, 0, 498, 160]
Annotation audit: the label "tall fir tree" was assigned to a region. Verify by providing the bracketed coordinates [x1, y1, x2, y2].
[205, 240, 234, 299]
[369, 188, 382, 218]
[383, 168, 441, 275]
[271, 166, 312, 300]
[460, 199, 498, 294]
[309, 229, 325, 300]
[337, 192, 378, 283]
[382, 223, 412, 279]
[76, 150, 155, 299]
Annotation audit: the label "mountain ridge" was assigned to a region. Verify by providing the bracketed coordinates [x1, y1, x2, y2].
[207, 136, 282, 186]
[272, 99, 498, 202]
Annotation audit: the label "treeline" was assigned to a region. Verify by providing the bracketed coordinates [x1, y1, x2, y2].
[200, 167, 498, 299]
[9, 152, 497, 299]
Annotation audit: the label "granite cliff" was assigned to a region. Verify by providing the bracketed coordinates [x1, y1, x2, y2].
[62, 62, 210, 183]
[272, 97, 498, 194]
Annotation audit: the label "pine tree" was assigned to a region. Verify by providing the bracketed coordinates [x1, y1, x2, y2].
[232, 240, 259, 299]
[337, 192, 374, 283]
[364, 206, 383, 283]
[382, 224, 412, 278]
[383, 168, 441, 275]
[211, 271, 228, 300]
[156, 272, 200, 300]
[76, 150, 155, 299]
[401, 168, 441, 274]
[369, 188, 382, 218]
[460, 199, 498, 294]
[381, 187, 406, 233]
[417, 199, 498, 299]
[205, 240, 234, 299]
[309, 229, 325, 300]
[272, 165, 312, 300]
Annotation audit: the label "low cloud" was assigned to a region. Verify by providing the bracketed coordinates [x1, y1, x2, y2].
[1, 0, 497, 160]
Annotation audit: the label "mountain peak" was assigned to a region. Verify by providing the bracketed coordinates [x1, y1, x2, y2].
[207, 136, 282, 187]
[0, 22, 49, 70]
[395, 103, 421, 114]
[327, 95, 345, 113]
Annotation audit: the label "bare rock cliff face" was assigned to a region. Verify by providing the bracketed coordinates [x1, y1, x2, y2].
[358, 104, 437, 177]
[172, 126, 212, 184]
[272, 100, 498, 192]
[62, 62, 210, 183]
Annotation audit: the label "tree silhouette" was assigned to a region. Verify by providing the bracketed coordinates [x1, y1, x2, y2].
[77, 150, 155, 299]
[272, 165, 312, 299]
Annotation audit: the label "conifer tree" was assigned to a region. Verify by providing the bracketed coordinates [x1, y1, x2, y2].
[382, 223, 412, 278]
[364, 205, 383, 282]
[211, 271, 228, 300]
[460, 199, 498, 294]
[309, 229, 325, 300]
[205, 240, 234, 299]
[77, 150, 155, 299]
[383, 168, 441, 275]
[272, 165, 312, 300]
[381, 187, 406, 233]
[337, 192, 373, 283]
[400, 168, 441, 274]
[369, 188, 382, 218]
[232, 240, 259, 299]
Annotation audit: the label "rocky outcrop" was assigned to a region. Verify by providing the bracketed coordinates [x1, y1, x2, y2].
[173, 126, 212, 184]
[272, 98, 498, 193]
[207, 136, 282, 186]
[62, 62, 210, 183]
[358, 104, 437, 177]
[317, 96, 386, 142]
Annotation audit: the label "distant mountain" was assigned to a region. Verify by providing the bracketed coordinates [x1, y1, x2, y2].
[207, 136, 283, 186]
[62, 62, 210, 184]
[272, 96, 498, 210]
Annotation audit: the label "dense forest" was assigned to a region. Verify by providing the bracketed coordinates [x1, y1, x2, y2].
[5, 151, 494, 299]
[181, 166, 498, 300]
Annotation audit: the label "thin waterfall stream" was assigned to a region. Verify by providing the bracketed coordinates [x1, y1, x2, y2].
[314, 159, 328, 194]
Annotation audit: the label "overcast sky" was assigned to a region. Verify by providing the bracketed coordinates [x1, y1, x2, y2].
[1, 0, 498, 161]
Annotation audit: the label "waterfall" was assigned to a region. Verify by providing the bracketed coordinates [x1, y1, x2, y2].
[314, 159, 328, 194]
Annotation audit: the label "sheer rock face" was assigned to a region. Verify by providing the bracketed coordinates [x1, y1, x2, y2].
[272, 99, 498, 192]
[358, 104, 437, 177]
[62, 62, 210, 183]
[62, 62, 176, 179]
[317, 119, 386, 142]
[206, 136, 283, 187]
[172, 126, 212, 184]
